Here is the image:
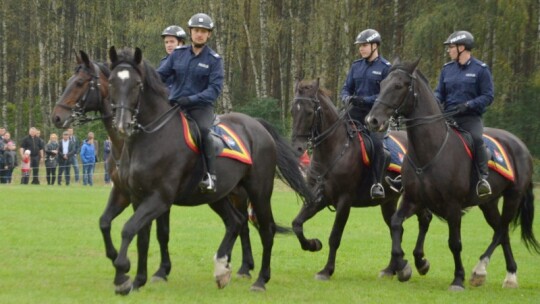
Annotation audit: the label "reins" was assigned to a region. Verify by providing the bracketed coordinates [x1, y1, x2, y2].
[380, 68, 458, 175]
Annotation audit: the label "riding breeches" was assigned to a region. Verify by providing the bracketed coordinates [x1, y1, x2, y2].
[453, 115, 489, 177]
[186, 105, 216, 174]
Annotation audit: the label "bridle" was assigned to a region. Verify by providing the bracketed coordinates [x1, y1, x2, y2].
[110, 62, 180, 134]
[292, 94, 350, 148]
[375, 67, 454, 175]
[55, 63, 109, 127]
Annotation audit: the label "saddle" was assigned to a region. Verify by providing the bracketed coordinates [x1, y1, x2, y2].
[180, 112, 253, 165]
[452, 126, 514, 182]
[350, 123, 406, 174]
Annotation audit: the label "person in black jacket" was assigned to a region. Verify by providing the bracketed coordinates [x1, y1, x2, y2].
[19, 127, 44, 185]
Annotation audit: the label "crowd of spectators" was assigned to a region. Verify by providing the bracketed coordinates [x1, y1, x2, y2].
[0, 127, 111, 186]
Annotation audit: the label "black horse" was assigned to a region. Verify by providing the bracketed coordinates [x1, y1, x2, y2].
[51, 50, 266, 284]
[52, 49, 312, 293]
[366, 58, 540, 290]
[290, 79, 433, 280]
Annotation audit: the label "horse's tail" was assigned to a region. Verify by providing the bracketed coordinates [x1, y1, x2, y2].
[513, 182, 540, 254]
[255, 118, 315, 204]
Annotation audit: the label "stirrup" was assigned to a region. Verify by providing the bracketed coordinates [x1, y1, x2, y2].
[370, 183, 385, 199]
[476, 179, 491, 197]
[199, 173, 217, 193]
[385, 175, 403, 193]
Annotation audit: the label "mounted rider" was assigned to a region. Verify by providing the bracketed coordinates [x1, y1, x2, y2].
[157, 13, 224, 193]
[340, 28, 391, 199]
[386, 31, 493, 197]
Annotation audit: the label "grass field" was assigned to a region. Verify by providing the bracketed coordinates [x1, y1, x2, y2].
[1, 177, 539, 303]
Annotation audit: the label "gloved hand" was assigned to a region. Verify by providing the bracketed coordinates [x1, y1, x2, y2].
[176, 97, 190, 107]
[454, 102, 469, 114]
[343, 95, 363, 106]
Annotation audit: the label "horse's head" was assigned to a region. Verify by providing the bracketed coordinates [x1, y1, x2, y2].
[366, 58, 420, 132]
[108, 46, 145, 137]
[52, 50, 110, 128]
[291, 78, 322, 154]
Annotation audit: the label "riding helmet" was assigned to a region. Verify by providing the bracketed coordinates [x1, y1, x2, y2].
[354, 29, 381, 45]
[443, 31, 474, 50]
[187, 13, 214, 31]
[161, 25, 187, 41]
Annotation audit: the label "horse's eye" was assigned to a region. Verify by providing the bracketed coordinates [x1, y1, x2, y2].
[76, 79, 84, 87]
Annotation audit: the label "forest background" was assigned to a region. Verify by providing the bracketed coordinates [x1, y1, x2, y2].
[1, 0, 539, 176]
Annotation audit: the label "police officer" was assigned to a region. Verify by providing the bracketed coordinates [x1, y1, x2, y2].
[157, 13, 224, 193]
[437, 30, 493, 197]
[159, 25, 187, 91]
[340, 29, 391, 199]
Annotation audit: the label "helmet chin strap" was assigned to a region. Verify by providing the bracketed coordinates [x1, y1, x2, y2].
[366, 44, 378, 61]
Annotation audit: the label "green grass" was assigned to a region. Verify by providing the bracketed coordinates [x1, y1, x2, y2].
[1, 182, 539, 303]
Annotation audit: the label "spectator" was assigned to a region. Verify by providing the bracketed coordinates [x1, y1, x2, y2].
[103, 136, 112, 184]
[0, 134, 5, 184]
[20, 150, 31, 184]
[45, 133, 59, 185]
[19, 127, 44, 185]
[3, 142, 17, 184]
[67, 128, 80, 183]
[80, 132, 96, 186]
[58, 131, 76, 186]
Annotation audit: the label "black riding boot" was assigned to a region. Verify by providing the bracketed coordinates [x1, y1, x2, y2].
[199, 134, 217, 193]
[476, 144, 491, 197]
[370, 149, 388, 199]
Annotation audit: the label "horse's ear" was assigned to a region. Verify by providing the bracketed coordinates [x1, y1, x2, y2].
[294, 78, 301, 93]
[135, 47, 143, 65]
[314, 78, 320, 91]
[75, 51, 82, 64]
[406, 57, 421, 73]
[109, 46, 118, 64]
[80, 50, 91, 68]
[392, 56, 401, 66]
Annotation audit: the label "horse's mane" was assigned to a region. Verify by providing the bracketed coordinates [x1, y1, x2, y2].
[110, 48, 168, 100]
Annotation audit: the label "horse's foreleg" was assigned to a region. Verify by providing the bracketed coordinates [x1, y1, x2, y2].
[209, 199, 244, 289]
[99, 187, 130, 264]
[151, 210, 172, 282]
[132, 222, 151, 290]
[389, 195, 418, 282]
[412, 208, 432, 276]
[447, 209, 465, 291]
[292, 200, 327, 252]
[113, 199, 170, 295]
[315, 201, 351, 281]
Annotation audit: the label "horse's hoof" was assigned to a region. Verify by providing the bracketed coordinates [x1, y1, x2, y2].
[215, 269, 232, 289]
[314, 273, 331, 281]
[397, 263, 412, 282]
[378, 269, 395, 279]
[417, 260, 430, 276]
[114, 278, 133, 295]
[502, 272, 518, 288]
[469, 273, 486, 287]
[448, 284, 465, 292]
[250, 283, 266, 292]
[236, 272, 252, 279]
[150, 275, 167, 283]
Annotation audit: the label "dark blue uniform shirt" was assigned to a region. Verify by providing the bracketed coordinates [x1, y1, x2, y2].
[434, 57, 494, 115]
[158, 55, 175, 91]
[157, 45, 224, 107]
[340, 56, 391, 107]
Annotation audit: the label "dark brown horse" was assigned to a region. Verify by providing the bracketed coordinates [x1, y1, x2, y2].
[366, 59, 539, 290]
[100, 46, 312, 293]
[51, 50, 309, 293]
[290, 79, 433, 280]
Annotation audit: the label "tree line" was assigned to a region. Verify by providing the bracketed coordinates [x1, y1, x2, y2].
[1, 0, 539, 164]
